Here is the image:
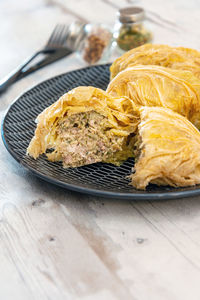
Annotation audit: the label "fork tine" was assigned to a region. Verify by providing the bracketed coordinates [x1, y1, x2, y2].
[59, 25, 69, 46]
[46, 24, 69, 48]
[46, 24, 60, 46]
[46, 24, 63, 47]
[54, 24, 66, 46]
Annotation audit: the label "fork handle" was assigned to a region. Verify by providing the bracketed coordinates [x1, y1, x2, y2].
[0, 51, 42, 94]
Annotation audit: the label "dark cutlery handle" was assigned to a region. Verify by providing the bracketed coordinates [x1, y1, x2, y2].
[0, 51, 41, 94]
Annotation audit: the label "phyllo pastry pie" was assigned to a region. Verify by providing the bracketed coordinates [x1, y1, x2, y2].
[110, 43, 200, 80]
[131, 107, 200, 189]
[27, 86, 139, 168]
[107, 65, 200, 129]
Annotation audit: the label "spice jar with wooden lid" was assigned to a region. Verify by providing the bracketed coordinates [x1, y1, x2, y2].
[113, 7, 152, 53]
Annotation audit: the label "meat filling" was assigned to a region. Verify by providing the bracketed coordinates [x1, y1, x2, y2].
[55, 111, 133, 168]
[132, 132, 142, 163]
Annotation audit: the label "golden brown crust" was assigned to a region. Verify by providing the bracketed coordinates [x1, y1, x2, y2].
[27, 86, 139, 159]
[107, 65, 200, 128]
[131, 107, 200, 190]
[110, 44, 200, 80]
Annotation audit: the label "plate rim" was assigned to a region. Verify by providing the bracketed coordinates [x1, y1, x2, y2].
[2, 64, 200, 200]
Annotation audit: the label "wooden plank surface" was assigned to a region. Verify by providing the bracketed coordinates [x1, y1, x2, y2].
[1, 0, 200, 299]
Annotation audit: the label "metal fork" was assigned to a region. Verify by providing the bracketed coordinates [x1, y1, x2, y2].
[0, 24, 72, 94]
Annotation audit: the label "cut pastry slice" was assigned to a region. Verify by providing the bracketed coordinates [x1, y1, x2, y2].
[110, 43, 200, 80]
[131, 107, 200, 190]
[107, 65, 200, 129]
[27, 86, 139, 168]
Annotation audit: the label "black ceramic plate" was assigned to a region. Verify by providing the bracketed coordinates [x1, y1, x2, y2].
[2, 64, 200, 200]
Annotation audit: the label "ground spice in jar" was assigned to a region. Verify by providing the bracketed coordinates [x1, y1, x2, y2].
[117, 24, 151, 51]
[64, 21, 112, 65]
[114, 7, 152, 52]
[83, 34, 106, 63]
[82, 27, 112, 64]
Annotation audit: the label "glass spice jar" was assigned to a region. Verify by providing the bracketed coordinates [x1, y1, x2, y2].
[65, 21, 112, 65]
[113, 7, 152, 53]
[66, 21, 113, 65]
[76, 23, 113, 65]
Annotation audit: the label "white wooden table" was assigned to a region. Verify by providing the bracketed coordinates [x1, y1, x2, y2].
[1, 0, 200, 299]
